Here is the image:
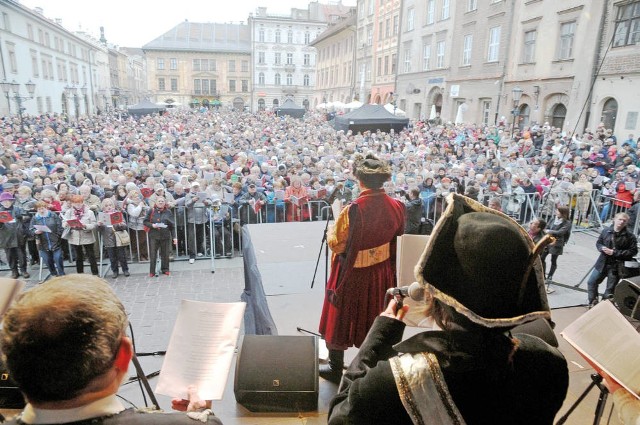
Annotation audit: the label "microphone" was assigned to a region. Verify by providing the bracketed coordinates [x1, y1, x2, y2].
[386, 282, 424, 302]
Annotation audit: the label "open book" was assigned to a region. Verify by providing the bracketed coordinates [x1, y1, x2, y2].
[561, 300, 640, 400]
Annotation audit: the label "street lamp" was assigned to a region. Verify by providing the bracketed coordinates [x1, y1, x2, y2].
[391, 92, 399, 115]
[511, 86, 523, 136]
[1, 79, 36, 133]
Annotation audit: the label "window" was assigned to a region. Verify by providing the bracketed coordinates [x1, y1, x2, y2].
[171, 78, 177, 91]
[368, 0, 374, 15]
[286, 73, 293, 85]
[393, 15, 399, 34]
[391, 53, 397, 74]
[467, 0, 477, 12]
[170, 58, 177, 70]
[228, 60, 236, 72]
[229, 80, 236, 92]
[286, 53, 293, 65]
[210, 79, 217, 94]
[305, 31, 311, 44]
[6, 43, 16, 73]
[303, 74, 310, 86]
[275, 73, 281, 85]
[158, 78, 165, 91]
[275, 29, 281, 43]
[385, 19, 391, 38]
[275, 53, 281, 65]
[259, 27, 265, 42]
[384, 55, 389, 74]
[193, 59, 201, 71]
[442, 0, 450, 20]
[614, 2, 640, 47]
[288, 30, 293, 44]
[487, 26, 501, 62]
[31, 50, 39, 77]
[523, 30, 536, 63]
[242, 80, 248, 92]
[27, 24, 33, 40]
[462, 35, 472, 66]
[558, 21, 575, 60]
[423, 43, 431, 70]
[258, 52, 265, 64]
[367, 26, 373, 45]
[242, 60, 248, 72]
[427, 0, 435, 25]
[194, 79, 202, 94]
[407, 8, 415, 31]
[377, 57, 382, 76]
[303, 53, 310, 66]
[403, 47, 412, 73]
[157, 58, 164, 70]
[436, 41, 445, 68]
[258, 72, 265, 85]
[209, 59, 217, 71]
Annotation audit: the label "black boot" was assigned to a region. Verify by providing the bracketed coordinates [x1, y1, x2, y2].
[319, 349, 344, 384]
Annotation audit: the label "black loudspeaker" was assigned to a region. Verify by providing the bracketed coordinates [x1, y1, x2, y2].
[615, 276, 640, 320]
[234, 335, 318, 412]
[0, 362, 24, 409]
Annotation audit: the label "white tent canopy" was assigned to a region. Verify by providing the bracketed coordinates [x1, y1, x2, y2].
[345, 100, 363, 109]
[383, 103, 406, 117]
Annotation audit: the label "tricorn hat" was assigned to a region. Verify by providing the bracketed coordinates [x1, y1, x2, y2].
[415, 193, 553, 329]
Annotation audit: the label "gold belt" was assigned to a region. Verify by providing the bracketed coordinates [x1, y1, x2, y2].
[353, 243, 390, 268]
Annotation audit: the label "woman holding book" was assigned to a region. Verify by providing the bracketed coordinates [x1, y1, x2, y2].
[144, 196, 175, 277]
[97, 198, 130, 279]
[30, 201, 65, 276]
[284, 175, 309, 222]
[62, 195, 98, 275]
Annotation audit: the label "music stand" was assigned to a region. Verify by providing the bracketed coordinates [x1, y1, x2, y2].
[555, 373, 609, 425]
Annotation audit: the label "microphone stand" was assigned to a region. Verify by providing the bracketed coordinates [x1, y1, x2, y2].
[130, 354, 160, 410]
[300, 187, 340, 337]
[555, 373, 609, 425]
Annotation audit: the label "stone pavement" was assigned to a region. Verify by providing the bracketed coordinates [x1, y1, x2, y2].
[12, 227, 624, 425]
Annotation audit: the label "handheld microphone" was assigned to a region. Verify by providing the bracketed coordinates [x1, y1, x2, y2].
[386, 282, 424, 302]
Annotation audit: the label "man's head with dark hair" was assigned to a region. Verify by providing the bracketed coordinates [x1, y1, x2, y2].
[1, 275, 129, 403]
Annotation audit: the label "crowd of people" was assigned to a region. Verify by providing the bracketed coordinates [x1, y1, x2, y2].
[2, 107, 640, 423]
[0, 107, 638, 280]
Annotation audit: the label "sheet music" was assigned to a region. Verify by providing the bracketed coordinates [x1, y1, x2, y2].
[155, 301, 245, 400]
[561, 300, 640, 400]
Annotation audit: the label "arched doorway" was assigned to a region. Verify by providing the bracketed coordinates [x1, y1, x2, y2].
[551, 104, 567, 130]
[302, 98, 309, 110]
[518, 104, 531, 130]
[601, 98, 618, 131]
[61, 94, 68, 116]
[257, 98, 265, 111]
[272, 99, 279, 109]
[233, 97, 244, 111]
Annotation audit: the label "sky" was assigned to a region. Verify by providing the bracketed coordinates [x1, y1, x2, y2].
[19, 0, 357, 47]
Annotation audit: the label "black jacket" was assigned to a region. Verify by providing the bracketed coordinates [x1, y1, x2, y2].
[143, 207, 175, 240]
[594, 224, 638, 272]
[329, 317, 568, 425]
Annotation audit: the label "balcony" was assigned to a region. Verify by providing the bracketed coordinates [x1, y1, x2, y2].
[284, 64, 296, 72]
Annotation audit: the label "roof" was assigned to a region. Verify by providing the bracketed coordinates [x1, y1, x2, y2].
[142, 21, 251, 53]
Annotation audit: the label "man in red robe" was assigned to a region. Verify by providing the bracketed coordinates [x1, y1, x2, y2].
[318, 154, 405, 383]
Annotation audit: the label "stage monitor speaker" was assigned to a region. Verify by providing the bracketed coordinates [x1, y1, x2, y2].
[0, 362, 25, 409]
[615, 276, 640, 320]
[234, 335, 318, 412]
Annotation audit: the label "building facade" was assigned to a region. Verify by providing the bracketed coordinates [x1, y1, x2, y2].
[311, 13, 357, 107]
[142, 22, 251, 111]
[0, 1, 104, 118]
[248, 3, 353, 112]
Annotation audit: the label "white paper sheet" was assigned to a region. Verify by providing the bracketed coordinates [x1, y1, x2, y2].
[155, 301, 246, 400]
[561, 300, 640, 399]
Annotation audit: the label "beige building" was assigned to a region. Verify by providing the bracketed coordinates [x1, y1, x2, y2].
[311, 13, 357, 107]
[143, 22, 251, 110]
[369, 0, 401, 105]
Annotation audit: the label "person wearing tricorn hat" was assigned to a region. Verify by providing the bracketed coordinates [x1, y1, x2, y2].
[328, 193, 568, 424]
[318, 154, 405, 384]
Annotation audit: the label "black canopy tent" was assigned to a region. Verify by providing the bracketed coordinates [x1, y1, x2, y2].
[333, 104, 409, 133]
[127, 99, 166, 117]
[275, 98, 305, 119]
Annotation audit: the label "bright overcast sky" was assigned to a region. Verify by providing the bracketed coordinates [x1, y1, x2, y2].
[19, 0, 356, 47]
